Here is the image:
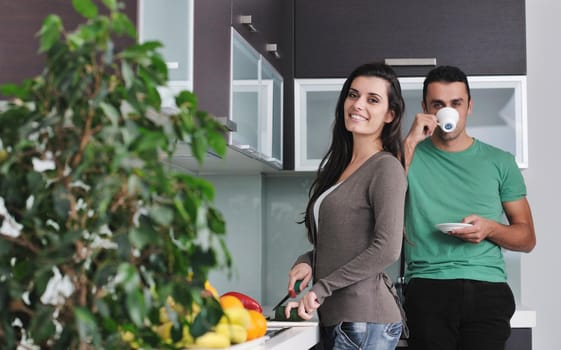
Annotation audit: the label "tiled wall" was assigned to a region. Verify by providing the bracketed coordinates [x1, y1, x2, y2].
[205, 172, 521, 307]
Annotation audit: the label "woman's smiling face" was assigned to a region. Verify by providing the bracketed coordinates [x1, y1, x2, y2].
[344, 76, 395, 139]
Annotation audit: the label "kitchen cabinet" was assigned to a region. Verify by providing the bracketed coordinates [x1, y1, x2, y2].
[505, 328, 532, 350]
[0, 0, 137, 98]
[231, 30, 284, 168]
[139, 0, 231, 123]
[231, 0, 294, 169]
[138, 0, 193, 88]
[294, 0, 526, 78]
[294, 76, 528, 171]
[138, 0, 288, 173]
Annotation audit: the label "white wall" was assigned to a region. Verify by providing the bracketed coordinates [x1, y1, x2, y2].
[523, 1, 561, 349]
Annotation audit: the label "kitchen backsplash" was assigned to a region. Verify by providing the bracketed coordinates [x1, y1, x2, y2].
[205, 173, 521, 307]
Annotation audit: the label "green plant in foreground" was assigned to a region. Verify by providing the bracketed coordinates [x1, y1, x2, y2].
[0, 0, 231, 348]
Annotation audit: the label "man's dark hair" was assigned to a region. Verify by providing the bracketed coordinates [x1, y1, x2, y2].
[423, 65, 471, 106]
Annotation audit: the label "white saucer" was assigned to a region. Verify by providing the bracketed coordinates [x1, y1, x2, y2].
[435, 223, 473, 233]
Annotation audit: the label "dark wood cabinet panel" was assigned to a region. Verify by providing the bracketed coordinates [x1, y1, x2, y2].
[294, 0, 526, 78]
[506, 328, 532, 350]
[0, 0, 137, 93]
[193, 0, 231, 119]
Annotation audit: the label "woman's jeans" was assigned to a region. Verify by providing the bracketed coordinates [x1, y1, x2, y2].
[320, 321, 402, 350]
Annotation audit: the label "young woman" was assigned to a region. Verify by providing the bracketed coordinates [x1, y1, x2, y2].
[284, 62, 408, 350]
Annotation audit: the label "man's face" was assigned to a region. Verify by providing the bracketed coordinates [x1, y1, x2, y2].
[423, 81, 472, 141]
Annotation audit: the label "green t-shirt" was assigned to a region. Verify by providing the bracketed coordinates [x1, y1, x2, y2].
[404, 138, 526, 282]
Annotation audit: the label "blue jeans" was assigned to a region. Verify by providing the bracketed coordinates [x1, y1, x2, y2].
[320, 321, 402, 350]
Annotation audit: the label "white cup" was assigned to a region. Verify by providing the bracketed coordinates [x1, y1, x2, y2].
[436, 107, 459, 133]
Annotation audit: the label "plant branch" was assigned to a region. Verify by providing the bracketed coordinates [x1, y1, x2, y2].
[0, 234, 40, 254]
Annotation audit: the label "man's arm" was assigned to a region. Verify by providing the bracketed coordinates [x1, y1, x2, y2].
[451, 198, 536, 252]
[403, 113, 438, 172]
[490, 198, 536, 252]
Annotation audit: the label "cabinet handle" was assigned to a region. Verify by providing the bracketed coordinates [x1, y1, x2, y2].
[384, 58, 437, 66]
[266, 43, 280, 59]
[166, 62, 179, 70]
[240, 15, 257, 32]
[215, 116, 237, 132]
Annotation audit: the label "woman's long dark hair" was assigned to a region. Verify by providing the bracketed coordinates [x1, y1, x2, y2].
[302, 62, 405, 242]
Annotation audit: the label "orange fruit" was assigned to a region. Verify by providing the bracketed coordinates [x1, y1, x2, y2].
[219, 295, 244, 310]
[246, 309, 267, 340]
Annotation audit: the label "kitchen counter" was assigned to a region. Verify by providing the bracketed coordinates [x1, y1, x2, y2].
[222, 322, 318, 350]
[265, 324, 319, 349]
[255, 307, 536, 350]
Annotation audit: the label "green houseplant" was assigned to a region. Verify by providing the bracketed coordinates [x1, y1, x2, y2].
[0, 0, 232, 348]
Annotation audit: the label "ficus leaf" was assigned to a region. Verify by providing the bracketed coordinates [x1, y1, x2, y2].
[72, 0, 98, 19]
[126, 289, 146, 327]
[121, 60, 134, 88]
[111, 11, 137, 38]
[116, 263, 141, 293]
[38, 15, 63, 53]
[75, 307, 102, 347]
[102, 0, 117, 11]
[100, 101, 120, 125]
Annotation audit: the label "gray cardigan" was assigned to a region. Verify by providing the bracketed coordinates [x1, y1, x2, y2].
[295, 152, 406, 326]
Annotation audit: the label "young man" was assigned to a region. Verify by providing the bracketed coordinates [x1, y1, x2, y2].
[402, 65, 536, 350]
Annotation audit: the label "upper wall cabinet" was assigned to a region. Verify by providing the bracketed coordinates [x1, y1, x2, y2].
[294, 0, 526, 78]
[138, 0, 286, 173]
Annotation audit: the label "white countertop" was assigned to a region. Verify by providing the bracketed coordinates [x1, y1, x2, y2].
[222, 324, 317, 350]
[510, 306, 536, 328]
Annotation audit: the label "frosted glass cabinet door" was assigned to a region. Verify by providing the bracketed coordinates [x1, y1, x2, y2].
[138, 0, 193, 87]
[294, 79, 343, 171]
[261, 59, 283, 167]
[231, 31, 261, 153]
[231, 29, 284, 168]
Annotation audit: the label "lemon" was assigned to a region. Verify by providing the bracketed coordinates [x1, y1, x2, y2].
[219, 307, 251, 329]
[216, 323, 247, 344]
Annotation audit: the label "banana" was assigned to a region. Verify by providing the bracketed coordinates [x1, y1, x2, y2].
[186, 331, 230, 348]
